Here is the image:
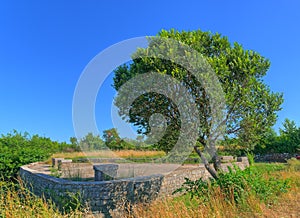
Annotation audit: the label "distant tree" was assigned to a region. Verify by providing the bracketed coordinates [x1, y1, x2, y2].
[79, 133, 105, 150]
[255, 119, 300, 154]
[102, 128, 123, 150]
[254, 128, 278, 154]
[103, 128, 120, 144]
[278, 118, 300, 153]
[136, 135, 144, 143]
[280, 118, 298, 136]
[70, 137, 78, 147]
[68, 136, 81, 151]
[129, 135, 145, 147]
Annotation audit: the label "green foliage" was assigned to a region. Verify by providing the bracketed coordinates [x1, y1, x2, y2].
[278, 119, 300, 153]
[49, 167, 62, 178]
[59, 191, 84, 214]
[246, 152, 255, 166]
[0, 130, 74, 180]
[102, 128, 145, 150]
[42, 188, 85, 214]
[113, 28, 283, 155]
[73, 131, 147, 151]
[174, 165, 290, 204]
[174, 177, 213, 202]
[219, 137, 246, 156]
[78, 132, 106, 150]
[255, 118, 300, 154]
[103, 128, 122, 150]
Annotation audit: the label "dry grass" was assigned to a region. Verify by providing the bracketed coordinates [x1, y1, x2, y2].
[128, 194, 299, 218]
[51, 150, 165, 160]
[0, 180, 91, 218]
[1, 163, 299, 218]
[127, 191, 252, 218]
[120, 195, 234, 217]
[124, 170, 300, 218]
[259, 171, 300, 218]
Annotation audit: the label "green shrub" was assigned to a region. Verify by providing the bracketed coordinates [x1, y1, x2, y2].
[60, 191, 84, 214]
[174, 165, 290, 204]
[0, 130, 73, 181]
[246, 152, 255, 166]
[49, 167, 62, 178]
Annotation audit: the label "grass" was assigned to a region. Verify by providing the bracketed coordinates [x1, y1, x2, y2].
[0, 179, 91, 218]
[1, 161, 299, 217]
[126, 162, 300, 218]
[50, 150, 166, 160]
[50, 150, 202, 164]
[126, 178, 299, 217]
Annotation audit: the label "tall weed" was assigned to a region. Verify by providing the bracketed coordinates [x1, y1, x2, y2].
[286, 158, 300, 171]
[174, 165, 290, 204]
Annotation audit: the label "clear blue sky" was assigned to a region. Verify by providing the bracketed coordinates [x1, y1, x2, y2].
[1, 0, 299, 142]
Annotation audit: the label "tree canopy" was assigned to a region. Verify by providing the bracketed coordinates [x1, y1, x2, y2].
[113, 29, 283, 178]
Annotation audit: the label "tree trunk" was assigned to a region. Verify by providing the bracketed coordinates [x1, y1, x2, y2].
[212, 154, 221, 172]
[194, 146, 218, 179]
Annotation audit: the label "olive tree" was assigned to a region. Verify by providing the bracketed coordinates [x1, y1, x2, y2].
[113, 29, 283, 179]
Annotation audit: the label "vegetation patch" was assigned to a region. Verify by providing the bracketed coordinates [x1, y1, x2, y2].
[174, 164, 291, 204]
[127, 163, 299, 218]
[0, 131, 76, 181]
[0, 179, 90, 217]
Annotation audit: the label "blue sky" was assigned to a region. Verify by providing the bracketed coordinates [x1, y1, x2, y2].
[1, 0, 299, 142]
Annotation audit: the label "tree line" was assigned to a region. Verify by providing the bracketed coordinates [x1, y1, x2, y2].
[0, 117, 299, 181]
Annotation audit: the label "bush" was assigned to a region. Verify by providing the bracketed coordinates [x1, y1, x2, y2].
[246, 152, 255, 166]
[174, 165, 290, 204]
[0, 130, 73, 180]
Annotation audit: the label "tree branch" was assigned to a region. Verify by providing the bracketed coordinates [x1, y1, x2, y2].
[194, 146, 218, 179]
